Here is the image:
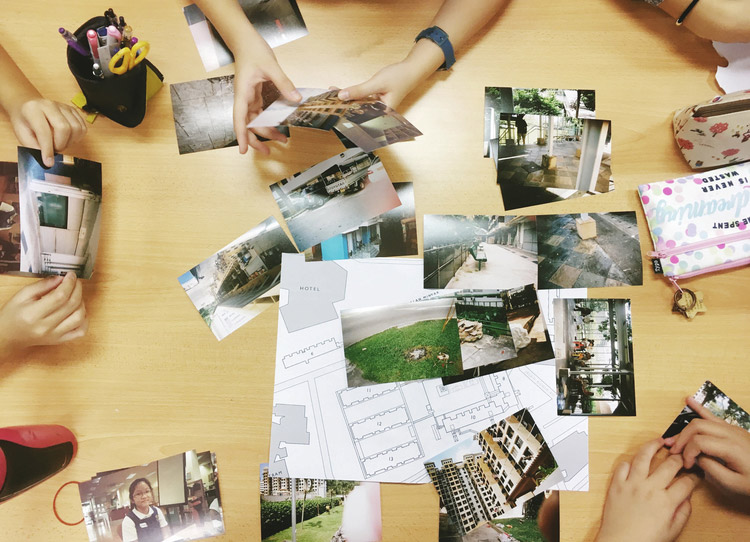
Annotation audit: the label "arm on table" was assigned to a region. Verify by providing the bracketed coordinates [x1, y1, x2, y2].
[657, 0, 750, 42]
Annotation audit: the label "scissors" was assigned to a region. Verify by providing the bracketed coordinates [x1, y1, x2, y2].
[108, 41, 150, 75]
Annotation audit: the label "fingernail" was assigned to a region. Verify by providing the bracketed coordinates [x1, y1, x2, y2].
[291, 91, 302, 101]
[43, 155, 54, 167]
[338, 90, 350, 101]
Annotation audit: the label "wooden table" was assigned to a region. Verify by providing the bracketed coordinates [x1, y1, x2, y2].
[1, 1, 748, 540]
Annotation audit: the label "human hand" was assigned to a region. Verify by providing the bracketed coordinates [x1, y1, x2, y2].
[337, 61, 421, 110]
[595, 438, 699, 542]
[233, 39, 301, 155]
[664, 396, 750, 497]
[8, 98, 87, 167]
[0, 272, 88, 357]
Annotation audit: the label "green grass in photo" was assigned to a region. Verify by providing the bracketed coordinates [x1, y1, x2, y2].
[492, 517, 544, 542]
[345, 319, 463, 382]
[263, 505, 343, 542]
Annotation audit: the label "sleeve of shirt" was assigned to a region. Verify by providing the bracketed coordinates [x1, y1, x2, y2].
[156, 507, 169, 528]
[121, 516, 138, 542]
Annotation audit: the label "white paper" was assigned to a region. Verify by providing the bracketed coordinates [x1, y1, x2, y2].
[714, 41, 750, 93]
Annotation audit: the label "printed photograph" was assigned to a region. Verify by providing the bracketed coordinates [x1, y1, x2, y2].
[496, 117, 613, 211]
[259, 464, 381, 542]
[184, 0, 307, 72]
[269, 149, 401, 251]
[0, 162, 20, 274]
[537, 212, 643, 289]
[78, 450, 225, 542]
[425, 408, 559, 541]
[484, 87, 596, 158]
[663, 380, 750, 439]
[423, 215, 538, 290]
[304, 182, 417, 261]
[170, 76, 285, 154]
[554, 298, 635, 416]
[178, 216, 297, 340]
[504, 284, 554, 369]
[342, 297, 464, 387]
[17, 147, 102, 279]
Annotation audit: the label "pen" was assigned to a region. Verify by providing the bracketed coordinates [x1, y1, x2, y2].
[97, 26, 108, 46]
[92, 63, 104, 79]
[119, 16, 127, 30]
[122, 25, 132, 43]
[58, 27, 77, 42]
[106, 25, 121, 54]
[105, 8, 118, 28]
[86, 29, 99, 60]
[59, 30, 89, 56]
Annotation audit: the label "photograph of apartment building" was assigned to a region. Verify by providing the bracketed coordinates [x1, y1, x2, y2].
[17, 147, 102, 279]
[425, 408, 557, 541]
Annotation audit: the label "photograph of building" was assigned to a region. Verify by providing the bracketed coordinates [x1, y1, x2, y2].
[304, 182, 417, 261]
[259, 464, 381, 542]
[178, 216, 297, 340]
[425, 408, 558, 541]
[0, 162, 20, 274]
[423, 214, 538, 290]
[554, 298, 635, 416]
[17, 147, 102, 279]
[269, 149, 401, 251]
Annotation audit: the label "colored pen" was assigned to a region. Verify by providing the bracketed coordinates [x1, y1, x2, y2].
[97, 26, 108, 46]
[92, 63, 104, 79]
[86, 29, 99, 60]
[106, 26, 121, 55]
[58, 27, 77, 42]
[59, 31, 88, 56]
[119, 16, 126, 30]
[130, 37, 138, 46]
[122, 25, 132, 43]
[105, 8, 118, 28]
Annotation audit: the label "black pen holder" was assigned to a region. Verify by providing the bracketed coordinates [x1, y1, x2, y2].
[67, 16, 162, 127]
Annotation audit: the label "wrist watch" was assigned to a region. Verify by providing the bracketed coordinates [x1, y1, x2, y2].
[415, 26, 455, 71]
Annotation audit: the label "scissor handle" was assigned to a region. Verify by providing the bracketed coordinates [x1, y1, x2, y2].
[108, 47, 131, 75]
[130, 41, 150, 68]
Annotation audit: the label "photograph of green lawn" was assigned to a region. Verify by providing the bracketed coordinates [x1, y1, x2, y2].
[342, 298, 463, 387]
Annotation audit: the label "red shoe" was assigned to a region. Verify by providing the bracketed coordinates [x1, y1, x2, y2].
[0, 425, 77, 502]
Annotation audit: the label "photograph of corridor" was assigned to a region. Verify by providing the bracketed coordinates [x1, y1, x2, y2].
[423, 214, 538, 290]
[537, 212, 643, 289]
[553, 298, 635, 416]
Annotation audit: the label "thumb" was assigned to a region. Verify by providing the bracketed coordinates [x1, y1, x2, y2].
[338, 78, 381, 102]
[266, 64, 301, 103]
[14, 275, 65, 302]
[668, 498, 692, 541]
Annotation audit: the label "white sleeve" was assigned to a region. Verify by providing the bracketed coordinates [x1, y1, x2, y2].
[156, 507, 169, 528]
[121, 516, 138, 542]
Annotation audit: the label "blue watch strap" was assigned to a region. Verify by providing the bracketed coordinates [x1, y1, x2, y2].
[415, 26, 455, 71]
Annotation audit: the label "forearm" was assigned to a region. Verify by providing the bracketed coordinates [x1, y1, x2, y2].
[0, 45, 42, 116]
[194, 0, 267, 57]
[657, 0, 750, 42]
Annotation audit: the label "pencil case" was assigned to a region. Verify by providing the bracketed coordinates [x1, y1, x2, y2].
[638, 160, 750, 287]
[66, 16, 162, 127]
[673, 89, 750, 170]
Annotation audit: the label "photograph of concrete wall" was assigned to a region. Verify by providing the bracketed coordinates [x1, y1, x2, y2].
[423, 215, 538, 290]
[270, 150, 401, 251]
[304, 182, 417, 261]
[342, 297, 463, 387]
[178, 216, 297, 340]
[554, 298, 635, 416]
[17, 147, 102, 279]
[259, 464, 381, 542]
[425, 408, 559, 541]
[537, 212, 643, 289]
[184, 0, 307, 72]
[0, 162, 20, 274]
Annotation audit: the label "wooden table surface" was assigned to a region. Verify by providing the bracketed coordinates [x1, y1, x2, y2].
[1, 1, 748, 540]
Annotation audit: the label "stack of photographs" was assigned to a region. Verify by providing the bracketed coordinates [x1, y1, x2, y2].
[184, 0, 308, 72]
[484, 87, 613, 211]
[78, 450, 225, 542]
[425, 408, 560, 541]
[259, 464, 382, 542]
[664, 380, 750, 438]
[250, 89, 422, 152]
[6, 147, 103, 279]
[553, 298, 636, 416]
[423, 212, 643, 291]
[178, 216, 297, 340]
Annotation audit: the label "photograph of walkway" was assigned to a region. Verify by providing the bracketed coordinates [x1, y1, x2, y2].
[537, 212, 642, 289]
[554, 298, 635, 416]
[342, 298, 463, 386]
[424, 215, 538, 291]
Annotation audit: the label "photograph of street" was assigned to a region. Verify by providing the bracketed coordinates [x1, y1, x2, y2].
[178, 216, 297, 340]
[17, 147, 102, 279]
[537, 212, 643, 289]
[425, 408, 559, 541]
[269, 149, 401, 251]
[184, 0, 307, 72]
[342, 297, 463, 387]
[78, 450, 225, 542]
[259, 464, 382, 542]
[663, 380, 750, 439]
[0, 162, 20, 274]
[423, 214, 538, 290]
[554, 298, 635, 416]
[304, 182, 417, 261]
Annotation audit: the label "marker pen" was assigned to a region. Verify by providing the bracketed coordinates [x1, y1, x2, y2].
[97, 43, 113, 78]
[97, 27, 108, 47]
[86, 29, 99, 60]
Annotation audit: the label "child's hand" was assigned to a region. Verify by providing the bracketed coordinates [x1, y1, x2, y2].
[595, 438, 699, 542]
[337, 61, 419, 110]
[9, 98, 87, 167]
[233, 38, 300, 156]
[664, 396, 750, 497]
[0, 272, 88, 356]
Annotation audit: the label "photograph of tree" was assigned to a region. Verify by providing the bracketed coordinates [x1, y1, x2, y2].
[663, 380, 750, 439]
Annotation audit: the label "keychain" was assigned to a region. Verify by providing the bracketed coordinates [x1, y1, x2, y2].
[671, 287, 707, 320]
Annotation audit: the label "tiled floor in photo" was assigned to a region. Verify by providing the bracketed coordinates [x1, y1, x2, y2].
[537, 213, 642, 289]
